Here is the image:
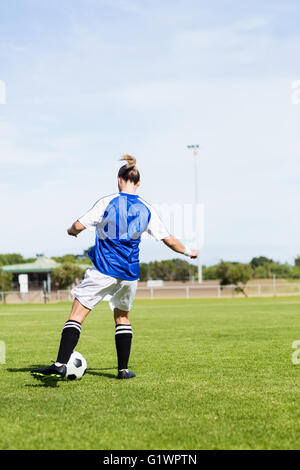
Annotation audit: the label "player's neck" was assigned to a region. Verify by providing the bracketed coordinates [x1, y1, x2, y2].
[118, 183, 138, 195]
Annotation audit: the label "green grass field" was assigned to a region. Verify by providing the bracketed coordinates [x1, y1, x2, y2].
[0, 297, 300, 450]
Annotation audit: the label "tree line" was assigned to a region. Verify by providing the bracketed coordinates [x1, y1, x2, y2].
[140, 256, 300, 282]
[0, 253, 300, 292]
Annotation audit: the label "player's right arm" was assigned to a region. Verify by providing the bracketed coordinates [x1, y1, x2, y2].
[67, 221, 86, 237]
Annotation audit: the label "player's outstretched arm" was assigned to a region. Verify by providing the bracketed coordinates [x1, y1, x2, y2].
[67, 220, 86, 237]
[162, 235, 198, 259]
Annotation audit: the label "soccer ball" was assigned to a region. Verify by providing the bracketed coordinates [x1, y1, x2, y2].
[66, 351, 87, 381]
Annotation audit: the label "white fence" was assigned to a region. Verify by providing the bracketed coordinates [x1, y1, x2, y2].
[135, 283, 300, 299]
[1, 283, 300, 304]
[0, 290, 74, 304]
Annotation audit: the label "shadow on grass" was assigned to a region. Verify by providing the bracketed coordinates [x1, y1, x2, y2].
[86, 367, 117, 379]
[7, 365, 119, 383]
[7, 365, 63, 388]
[25, 381, 61, 388]
[7, 365, 45, 373]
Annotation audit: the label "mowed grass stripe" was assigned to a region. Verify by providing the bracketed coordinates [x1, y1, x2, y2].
[0, 297, 299, 450]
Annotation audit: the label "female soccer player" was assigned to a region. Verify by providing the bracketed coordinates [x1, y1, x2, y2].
[31, 155, 198, 381]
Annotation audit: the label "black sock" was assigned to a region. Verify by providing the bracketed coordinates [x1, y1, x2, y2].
[56, 320, 82, 364]
[115, 324, 133, 371]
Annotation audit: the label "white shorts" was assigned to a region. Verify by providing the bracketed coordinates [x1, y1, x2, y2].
[71, 267, 138, 312]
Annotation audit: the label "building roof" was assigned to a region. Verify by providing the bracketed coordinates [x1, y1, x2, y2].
[2, 256, 60, 274]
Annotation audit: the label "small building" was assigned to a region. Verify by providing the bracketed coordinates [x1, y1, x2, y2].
[2, 255, 59, 291]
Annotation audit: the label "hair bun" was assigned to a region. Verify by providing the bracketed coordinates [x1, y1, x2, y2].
[120, 154, 136, 169]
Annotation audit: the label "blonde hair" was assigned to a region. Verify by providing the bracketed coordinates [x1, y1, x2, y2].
[120, 154, 136, 169]
[118, 154, 140, 184]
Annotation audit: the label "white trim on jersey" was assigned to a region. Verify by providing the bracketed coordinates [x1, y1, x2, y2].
[78, 193, 119, 229]
[78, 192, 170, 241]
[137, 196, 170, 240]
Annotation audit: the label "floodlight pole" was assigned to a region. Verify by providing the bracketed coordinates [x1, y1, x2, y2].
[187, 145, 202, 283]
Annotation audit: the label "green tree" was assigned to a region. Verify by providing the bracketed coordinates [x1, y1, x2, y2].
[171, 259, 191, 282]
[295, 256, 300, 267]
[154, 261, 171, 280]
[0, 253, 24, 265]
[0, 268, 13, 303]
[269, 262, 292, 278]
[52, 254, 78, 263]
[203, 265, 218, 280]
[216, 261, 252, 297]
[148, 261, 169, 280]
[52, 263, 84, 289]
[0, 269, 13, 291]
[250, 256, 273, 269]
[144, 259, 195, 282]
[216, 261, 232, 285]
[253, 265, 269, 279]
[290, 266, 300, 279]
[139, 263, 149, 281]
[52, 254, 92, 265]
[0, 254, 36, 265]
[173, 264, 190, 281]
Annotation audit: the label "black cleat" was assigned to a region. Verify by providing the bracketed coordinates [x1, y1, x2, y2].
[117, 369, 136, 380]
[31, 363, 67, 382]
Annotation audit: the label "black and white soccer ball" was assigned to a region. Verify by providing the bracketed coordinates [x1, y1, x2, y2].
[66, 351, 87, 381]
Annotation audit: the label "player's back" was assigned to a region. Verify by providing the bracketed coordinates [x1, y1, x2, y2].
[78, 192, 169, 281]
[89, 192, 150, 280]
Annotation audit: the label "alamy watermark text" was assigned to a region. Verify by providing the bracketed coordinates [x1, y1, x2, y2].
[0, 80, 6, 104]
[291, 80, 300, 104]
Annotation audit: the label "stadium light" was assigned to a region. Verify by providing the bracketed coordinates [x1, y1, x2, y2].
[187, 145, 202, 283]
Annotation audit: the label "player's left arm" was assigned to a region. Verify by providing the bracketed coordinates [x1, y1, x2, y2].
[146, 205, 198, 259]
[162, 235, 198, 259]
[67, 197, 107, 237]
[67, 220, 86, 237]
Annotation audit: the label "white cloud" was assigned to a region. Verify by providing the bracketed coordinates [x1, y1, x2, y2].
[107, 77, 300, 261]
[171, 16, 300, 71]
[1, 73, 299, 261]
[1, 4, 300, 262]
[96, 0, 149, 15]
[0, 119, 100, 166]
[0, 119, 66, 165]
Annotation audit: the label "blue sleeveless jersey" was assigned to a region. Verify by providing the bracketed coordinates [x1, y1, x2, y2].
[78, 192, 169, 281]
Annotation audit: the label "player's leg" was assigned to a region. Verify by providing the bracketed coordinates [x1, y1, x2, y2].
[114, 307, 135, 379]
[56, 299, 91, 365]
[111, 279, 137, 379]
[31, 299, 90, 381]
[31, 268, 117, 382]
[114, 307, 130, 324]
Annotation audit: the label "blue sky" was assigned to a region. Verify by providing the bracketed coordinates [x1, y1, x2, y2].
[0, 0, 300, 265]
